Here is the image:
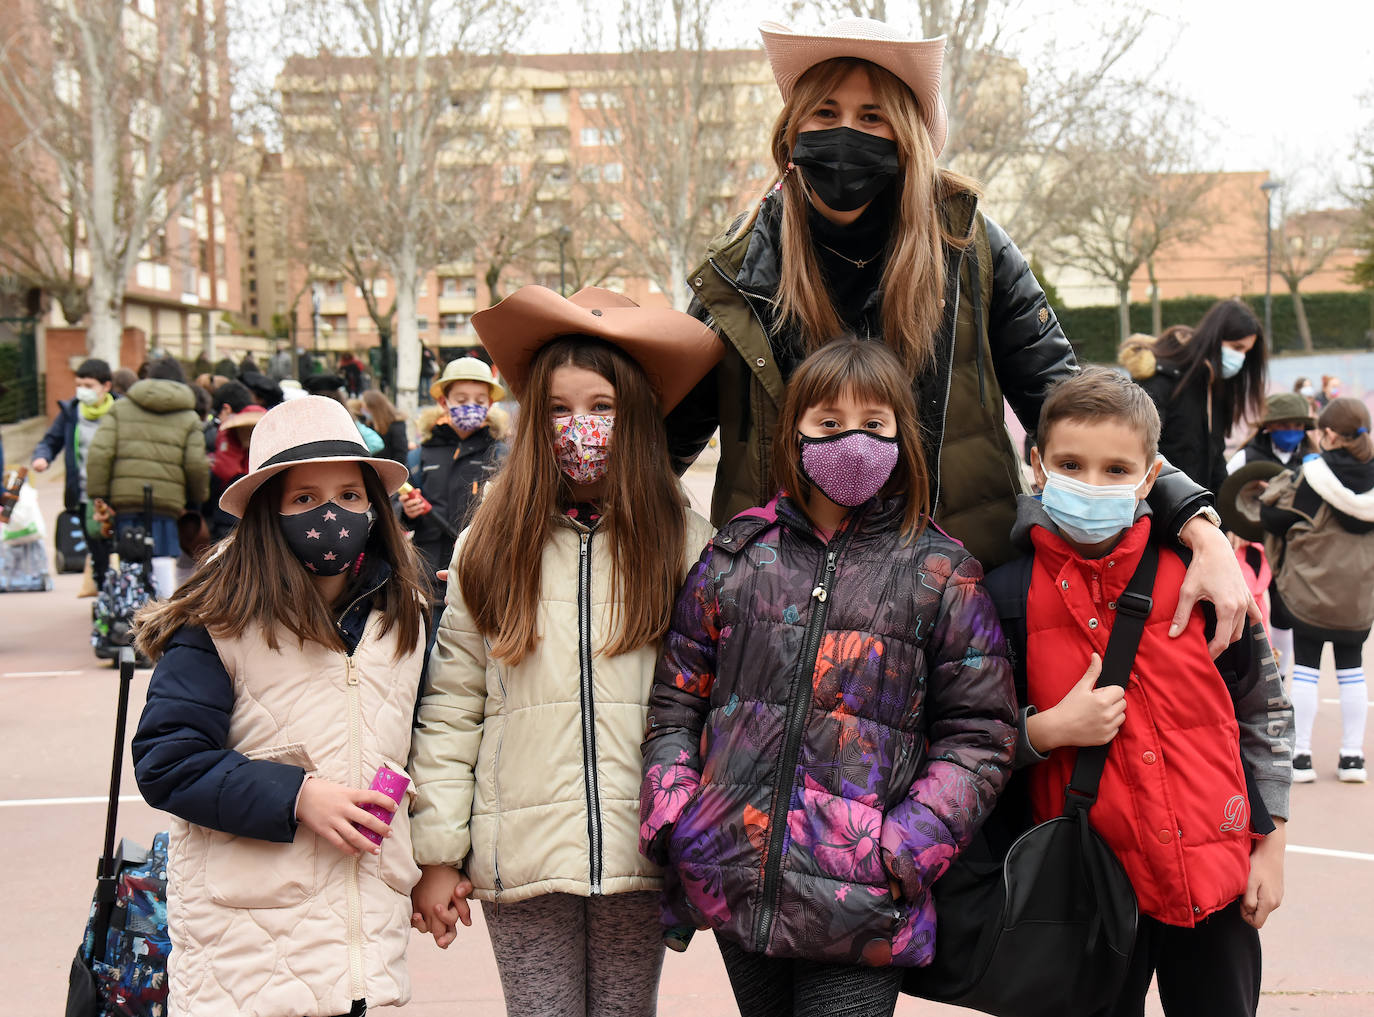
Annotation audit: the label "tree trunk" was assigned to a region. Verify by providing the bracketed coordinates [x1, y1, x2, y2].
[86, 80, 122, 365]
[668, 246, 691, 312]
[393, 238, 420, 420]
[1291, 284, 1313, 352]
[1147, 258, 1162, 336]
[484, 263, 504, 307]
[1117, 281, 1131, 345]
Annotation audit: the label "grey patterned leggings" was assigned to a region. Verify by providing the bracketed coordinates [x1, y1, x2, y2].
[716, 935, 905, 1017]
[481, 891, 665, 1017]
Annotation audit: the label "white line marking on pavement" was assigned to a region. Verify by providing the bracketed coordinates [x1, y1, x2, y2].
[0, 795, 143, 808]
[3, 670, 86, 678]
[1288, 844, 1374, 862]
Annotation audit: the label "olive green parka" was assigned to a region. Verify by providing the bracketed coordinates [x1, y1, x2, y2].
[85, 378, 210, 517]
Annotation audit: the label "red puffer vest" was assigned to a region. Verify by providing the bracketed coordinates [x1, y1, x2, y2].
[1025, 518, 1251, 927]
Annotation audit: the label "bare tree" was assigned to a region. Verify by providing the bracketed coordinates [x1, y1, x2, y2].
[1272, 199, 1359, 352]
[0, 138, 89, 325]
[276, 0, 521, 416]
[1348, 102, 1374, 292]
[0, 0, 232, 363]
[580, 0, 770, 311]
[1045, 92, 1219, 343]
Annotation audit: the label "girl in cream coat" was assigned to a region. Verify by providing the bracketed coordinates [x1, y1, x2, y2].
[132, 396, 433, 1017]
[408, 286, 720, 1017]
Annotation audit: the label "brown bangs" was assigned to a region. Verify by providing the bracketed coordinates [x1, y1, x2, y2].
[772, 339, 929, 541]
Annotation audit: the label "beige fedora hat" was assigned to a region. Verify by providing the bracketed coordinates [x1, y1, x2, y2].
[429, 355, 507, 403]
[759, 18, 949, 157]
[470, 286, 724, 414]
[219, 395, 410, 518]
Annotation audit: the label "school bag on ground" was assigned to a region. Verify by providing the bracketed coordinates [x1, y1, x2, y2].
[55, 508, 90, 573]
[0, 477, 54, 592]
[899, 545, 1154, 1017]
[66, 648, 171, 1017]
[92, 486, 155, 663]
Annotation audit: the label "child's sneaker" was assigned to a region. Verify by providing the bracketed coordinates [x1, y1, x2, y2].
[1338, 755, 1367, 783]
[1292, 753, 1315, 783]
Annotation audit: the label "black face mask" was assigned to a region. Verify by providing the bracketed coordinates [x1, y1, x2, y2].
[790, 127, 900, 213]
[279, 501, 372, 576]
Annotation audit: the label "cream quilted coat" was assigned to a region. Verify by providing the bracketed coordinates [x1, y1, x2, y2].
[409, 508, 714, 902]
[166, 618, 425, 1017]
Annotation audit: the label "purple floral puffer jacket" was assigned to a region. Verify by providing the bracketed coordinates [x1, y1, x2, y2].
[639, 495, 1015, 968]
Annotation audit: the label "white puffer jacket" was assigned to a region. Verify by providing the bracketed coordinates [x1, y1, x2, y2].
[166, 617, 425, 1017]
[409, 508, 714, 901]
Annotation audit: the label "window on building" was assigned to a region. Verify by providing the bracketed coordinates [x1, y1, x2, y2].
[417, 278, 428, 296]
[534, 89, 567, 113]
[579, 127, 620, 147]
[502, 164, 522, 186]
[605, 202, 624, 221]
[460, 276, 477, 298]
[440, 313, 469, 335]
[548, 164, 571, 184]
[249, 279, 257, 292]
[250, 312, 259, 326]
[602, 162, 623, 183]
[355, 318, 373, 333]
[535, 127, 569, 150]
[503, 91, 524, 111]
[375, 278, 388, 298]
[416, 316, 430, 333]
[578, 90, 601, 110]
[441, 276, 459, 296]
[328, 278, 345, 296]
[579, 164, 600, 183]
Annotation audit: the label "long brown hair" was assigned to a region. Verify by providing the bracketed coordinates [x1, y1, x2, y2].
[735, 58, 978, 376]
[362, 389, 400, 433]
[135, 464, 429, 660]
[456, 336, 688, 665]
[1318, 397, 1374, 462]
[772, 338, 929, 541]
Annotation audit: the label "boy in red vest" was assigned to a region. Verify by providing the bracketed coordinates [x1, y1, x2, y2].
[993, 367, 1292, 1017]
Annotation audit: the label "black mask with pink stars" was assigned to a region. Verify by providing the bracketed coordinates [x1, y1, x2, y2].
[278, 501, 373, 576]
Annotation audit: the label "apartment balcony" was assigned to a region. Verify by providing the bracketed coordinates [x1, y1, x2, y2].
[438, 295, 477, 314]
[320, 296, 349, 315]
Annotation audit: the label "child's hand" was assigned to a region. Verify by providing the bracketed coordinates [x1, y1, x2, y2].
[296, 777, 395, 856]
[1027, 655, 1125, 751]
[401, 490, 427, 518]
[1243, 819, 1286, 929]
[410, 865, 472, 948]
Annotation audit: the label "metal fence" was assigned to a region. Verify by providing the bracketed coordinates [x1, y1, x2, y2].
[0, 316, 40, 424]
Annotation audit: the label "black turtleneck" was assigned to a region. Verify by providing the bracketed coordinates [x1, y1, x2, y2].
[806, 188, 895, 335]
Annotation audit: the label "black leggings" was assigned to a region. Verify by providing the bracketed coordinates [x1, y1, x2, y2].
[1293, 628, 1366, 670]
[715, 935, 904, 1017]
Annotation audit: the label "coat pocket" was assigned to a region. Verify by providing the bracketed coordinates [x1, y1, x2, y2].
[205, 828, 319, 908]
[375, 761, 423, 895]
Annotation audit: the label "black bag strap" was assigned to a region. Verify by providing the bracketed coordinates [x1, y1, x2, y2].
[1063, 540, 1159, 815]
[92, 648, 136, 950]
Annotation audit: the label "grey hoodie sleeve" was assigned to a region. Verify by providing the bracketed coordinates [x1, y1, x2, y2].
[1225, 621, 1294, 823]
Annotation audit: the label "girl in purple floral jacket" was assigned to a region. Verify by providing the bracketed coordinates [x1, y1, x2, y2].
[639, 340, 1017, 1016]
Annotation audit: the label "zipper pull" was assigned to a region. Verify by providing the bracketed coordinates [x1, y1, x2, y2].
[580, 533, 589, 555]
[812, 586, 827, 602]
[826, 551, 838, 572]
[346, 657, 359, 686]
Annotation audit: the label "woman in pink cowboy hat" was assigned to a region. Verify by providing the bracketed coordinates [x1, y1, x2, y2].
[666, 15, 1256, 654]
[130, 395, 432, 1017]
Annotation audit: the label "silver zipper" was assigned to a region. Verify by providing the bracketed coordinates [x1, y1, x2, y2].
[577, 531, 604, 893]
[930, 251, 964, 513]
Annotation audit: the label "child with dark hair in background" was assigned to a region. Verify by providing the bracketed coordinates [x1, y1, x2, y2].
[1261, 396, 1374, 783]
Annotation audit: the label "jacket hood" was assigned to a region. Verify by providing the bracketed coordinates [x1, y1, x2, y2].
[1010, 492, 1152, 553]
[1304, 452, 1374, 523]
[1118, 336, 1158, 380]
[127, 378, 195, 413]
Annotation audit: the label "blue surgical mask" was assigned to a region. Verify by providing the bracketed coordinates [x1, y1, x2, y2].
[1220, 346, 1247, 379]
[1040, 468, 1150, 545]
[1270, 428, 1305, 453]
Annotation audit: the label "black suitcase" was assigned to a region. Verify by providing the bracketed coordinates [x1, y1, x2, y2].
[55, 508, 89, 573]
[66, 648, 170, 1017]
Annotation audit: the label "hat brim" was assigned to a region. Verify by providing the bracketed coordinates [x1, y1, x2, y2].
[219, 409, 266, 431]
[1218, 460, 1286, 542]
[219, 454, 411, 519]
[471, 286, 724, 414]
[430, 374, 507, 403]
[759, 22, 949, 157]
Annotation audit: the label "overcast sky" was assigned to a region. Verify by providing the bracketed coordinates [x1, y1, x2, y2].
[521, 0, 1372, 196]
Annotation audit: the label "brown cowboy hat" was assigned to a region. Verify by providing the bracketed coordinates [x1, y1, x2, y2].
[219, 396, 410, 518]
[1218, 460, 1286, 542]
[470, 286, 724, 413]
[218, 405, 267, 432]
[759, 18, 949, 157]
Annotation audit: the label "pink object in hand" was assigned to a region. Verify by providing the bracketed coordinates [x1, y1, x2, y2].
[355, 765, 410, 846]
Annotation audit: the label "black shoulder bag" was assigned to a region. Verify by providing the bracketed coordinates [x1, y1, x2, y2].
[902, 542, 1155, 1017]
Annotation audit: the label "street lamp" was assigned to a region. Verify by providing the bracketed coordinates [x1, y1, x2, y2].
[555, 226, 572, 296]
[1260, 179, 1282, 348]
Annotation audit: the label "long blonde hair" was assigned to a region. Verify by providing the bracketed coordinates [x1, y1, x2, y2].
[737, 58, 978, 376]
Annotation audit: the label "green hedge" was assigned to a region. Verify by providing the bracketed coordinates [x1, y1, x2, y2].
[1055, 290, 1374, 364]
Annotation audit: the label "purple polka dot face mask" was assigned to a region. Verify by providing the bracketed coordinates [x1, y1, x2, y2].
[553, 413, 615, 486]
[799, 430, 899, 507]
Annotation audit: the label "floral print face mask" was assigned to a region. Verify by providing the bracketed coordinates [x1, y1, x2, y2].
[553, 413, 614, 486]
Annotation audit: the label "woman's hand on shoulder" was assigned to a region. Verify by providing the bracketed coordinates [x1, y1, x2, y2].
[410, 864, 474, 948]
[1175, 517, 1262, 656]
[295, 777, 396, 856]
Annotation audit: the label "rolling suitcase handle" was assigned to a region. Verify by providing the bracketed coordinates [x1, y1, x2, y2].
[91, 647, 136, 956]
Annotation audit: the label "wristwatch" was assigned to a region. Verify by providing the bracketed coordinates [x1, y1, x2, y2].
[1184, 504, 1222, 530]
